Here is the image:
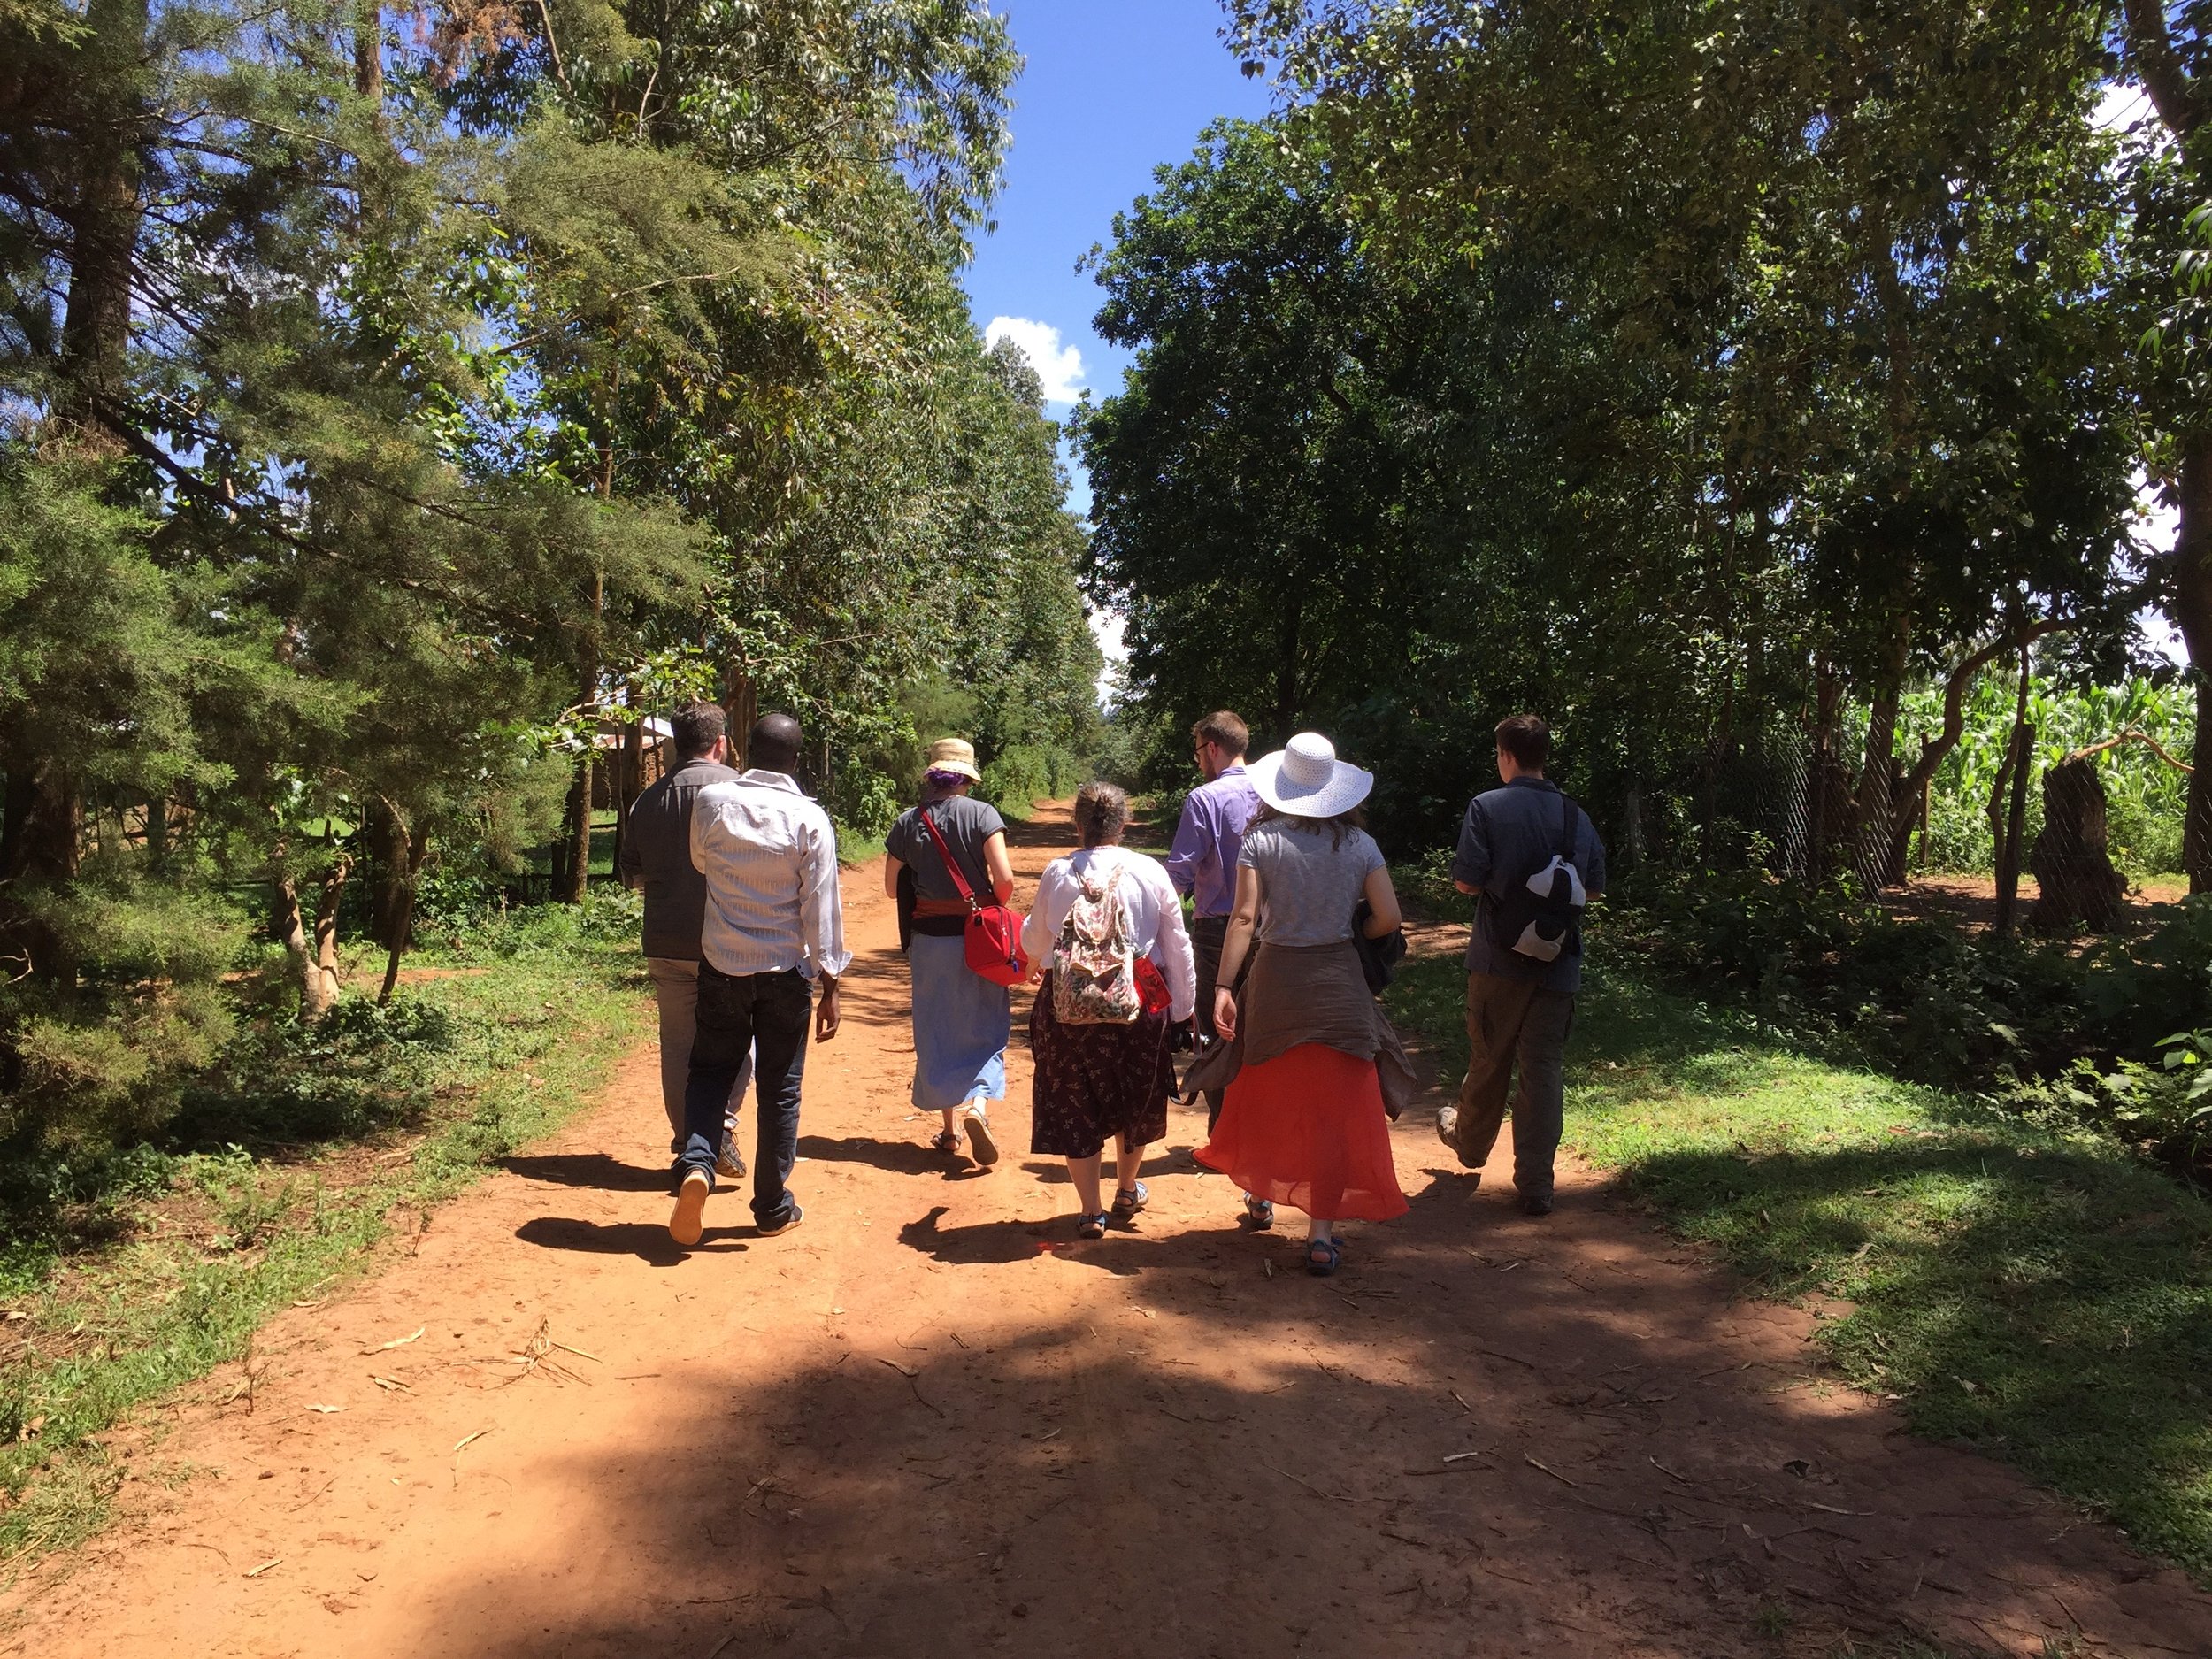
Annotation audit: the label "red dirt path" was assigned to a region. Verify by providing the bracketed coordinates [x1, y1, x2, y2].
[9, 803, 2211, 1658]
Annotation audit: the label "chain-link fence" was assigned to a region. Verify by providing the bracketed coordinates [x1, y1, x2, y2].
[1684, 676, 2192, 937]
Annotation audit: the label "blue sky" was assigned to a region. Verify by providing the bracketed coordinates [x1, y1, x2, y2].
[965, 0, 1272, 519]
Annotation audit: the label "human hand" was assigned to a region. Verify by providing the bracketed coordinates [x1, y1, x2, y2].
[1212, 986, 1237, 1042]
[816, 979, 841, 1043]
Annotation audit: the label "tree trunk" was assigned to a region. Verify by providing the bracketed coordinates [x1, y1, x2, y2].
[559, 750, 594, 904]
[1994, 724, 2035, 936]
[56, 0, 148, 434]
[1992, 653, 2034, 935]
[354, 0, 383, 105]
[1804, 655, 1839, 881]
[2169, 431, 2212, 892]
[274, 874, 314, 1008]
[366, 797, 411, 947]
[724, 672, 757, 769]
[1880, 622, 2068, 887]
[378, 826, 426, 1005]
[311, 856, 349, 1018]
[146, 795, 169, 864]
[0, 759, 82, 984]
[1849, 616, 1911, 890]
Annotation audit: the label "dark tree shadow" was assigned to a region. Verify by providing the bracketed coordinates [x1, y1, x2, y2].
[797, 1133, 991, 1181]
[499, 1152, 674, 1194]
[516, 1216, 752, 1263]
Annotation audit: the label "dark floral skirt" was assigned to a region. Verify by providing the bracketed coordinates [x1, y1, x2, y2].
[1028, 972, 1175, 1159]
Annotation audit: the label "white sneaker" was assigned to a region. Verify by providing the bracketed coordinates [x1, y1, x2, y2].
[963, 1104, 1000, 1167]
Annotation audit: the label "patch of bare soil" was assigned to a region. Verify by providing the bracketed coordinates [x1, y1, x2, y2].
[1886, 872, 2185, 940]
[8, 803, 2208, 1657]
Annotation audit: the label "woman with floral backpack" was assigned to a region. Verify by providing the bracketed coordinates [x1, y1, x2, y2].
[1021, 781, 1196, 1239]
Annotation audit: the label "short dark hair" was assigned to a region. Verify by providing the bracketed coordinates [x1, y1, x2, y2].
[672, 701, 726, 759]
[1495, 714, 1551, 772]
[1192, 710, 1249, 756]
[749, 711, 803, 774]
[1074, 780, 1130, 848]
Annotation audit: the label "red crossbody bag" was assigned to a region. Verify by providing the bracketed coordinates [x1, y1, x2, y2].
[917, 809, 1030, 987]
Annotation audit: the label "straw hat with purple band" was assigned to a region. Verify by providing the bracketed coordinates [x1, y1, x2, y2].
[924, 736, 982, 782]
[1248, 732, 1373, 818]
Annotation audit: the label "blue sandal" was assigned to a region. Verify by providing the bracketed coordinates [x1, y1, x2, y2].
[1304, 1237, 1342, 1276]
[1076, 1211, 1110, 1240]
[1110, 1180, 1148, 1221]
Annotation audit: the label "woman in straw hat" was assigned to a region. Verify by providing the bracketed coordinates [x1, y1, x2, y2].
[1021, 781, 1196, 1239]
[883, 738, 1017, 1166]
[1189, 733, 1414, 1274]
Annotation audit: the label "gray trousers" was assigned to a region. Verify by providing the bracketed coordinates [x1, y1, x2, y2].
[1447, 970, 1576, 1200]
[645, 957, 750, 1151]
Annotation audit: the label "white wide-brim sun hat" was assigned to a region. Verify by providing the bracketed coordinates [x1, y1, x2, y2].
[1248, 732, 1373, 819]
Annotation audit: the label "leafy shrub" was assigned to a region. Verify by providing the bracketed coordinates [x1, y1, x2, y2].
[0, 877, 247, 1151]
[980, 742, 1087, 817]
[1599, 871, 2212, 1110]
[175, 995, 464, 1146]
[829, 765, 902, 838]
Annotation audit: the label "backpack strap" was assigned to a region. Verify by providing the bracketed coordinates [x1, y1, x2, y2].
[1555, 794, 1581, 865]
[916, 807, 979, 912]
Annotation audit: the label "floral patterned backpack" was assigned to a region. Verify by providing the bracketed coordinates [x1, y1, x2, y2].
[1052, 863, 1142, 1025]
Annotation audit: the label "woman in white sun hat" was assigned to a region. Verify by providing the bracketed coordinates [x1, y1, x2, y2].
[1189, 732, 1415, 1275]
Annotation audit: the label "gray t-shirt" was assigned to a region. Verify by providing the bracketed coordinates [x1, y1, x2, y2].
[887, 793, 1007, 902]
[1239, 819, 1386, 947]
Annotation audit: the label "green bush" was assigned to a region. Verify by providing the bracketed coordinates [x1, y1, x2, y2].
[1598, 871, 2212, 1155]
[0, 877, 248, 1151]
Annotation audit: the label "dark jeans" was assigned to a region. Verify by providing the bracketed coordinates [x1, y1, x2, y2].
[1448, 970, 1576, 1200]
[1189, 914, 1229, 1131]
[681, 963, 810, 1225]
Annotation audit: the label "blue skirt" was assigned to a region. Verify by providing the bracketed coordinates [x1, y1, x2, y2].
[908, 933, 1010, 1109]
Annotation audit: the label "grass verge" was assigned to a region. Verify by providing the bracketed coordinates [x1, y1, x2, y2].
[0, 902, 644, 1569]
[1385, 953, 2212, 1586]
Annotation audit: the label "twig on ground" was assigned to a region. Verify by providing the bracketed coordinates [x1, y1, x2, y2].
[362, 1325, 425, 1356]
[451, 1427, 489, 1487]
[879, 1357, 945, 1417]
[1524, 1454, 1578, 1488]
[1268, 1463, 1360, 1502]
[244, 1557, 283, 1578]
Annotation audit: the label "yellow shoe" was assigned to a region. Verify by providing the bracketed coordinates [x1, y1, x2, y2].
[668, 1169, 710, 1247]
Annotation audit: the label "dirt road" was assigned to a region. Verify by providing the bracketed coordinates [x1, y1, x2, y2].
[10, 803, 2211, 1657]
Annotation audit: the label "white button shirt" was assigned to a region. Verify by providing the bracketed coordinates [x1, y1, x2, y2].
[1021, 844, 1197, 1021]
[688, 770, 852, 981]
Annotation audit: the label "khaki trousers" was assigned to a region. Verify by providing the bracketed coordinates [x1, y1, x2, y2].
[645, 957, 749, 1152]
[1447, 970, 1576, 1200]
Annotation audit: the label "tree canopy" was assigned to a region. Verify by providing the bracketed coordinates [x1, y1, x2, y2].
[0, 0, 1098, 1148]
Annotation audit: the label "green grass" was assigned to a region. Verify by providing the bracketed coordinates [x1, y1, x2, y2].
[1385, 954, 2212, 1586]
[0, 906, 644, 1568]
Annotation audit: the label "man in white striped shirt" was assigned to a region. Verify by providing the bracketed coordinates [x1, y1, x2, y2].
[670, 711, 851, 1247]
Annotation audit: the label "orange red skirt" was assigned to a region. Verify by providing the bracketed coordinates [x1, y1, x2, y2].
[1196, 1041, 1409, 1221]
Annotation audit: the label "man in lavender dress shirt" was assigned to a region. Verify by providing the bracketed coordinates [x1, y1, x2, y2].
[1166, 710, 1263, 1137]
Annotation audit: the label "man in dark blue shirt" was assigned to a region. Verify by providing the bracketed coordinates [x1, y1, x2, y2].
[1436, 715, 1607, 1215]
[618, 700, 749, 1177]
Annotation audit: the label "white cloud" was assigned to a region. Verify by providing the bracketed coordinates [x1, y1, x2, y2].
[984, 316, 1088, 404]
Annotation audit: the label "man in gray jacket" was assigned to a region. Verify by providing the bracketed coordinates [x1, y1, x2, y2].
[619, 700, 750, 1176]
[1436, 714, 1607, 1216]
